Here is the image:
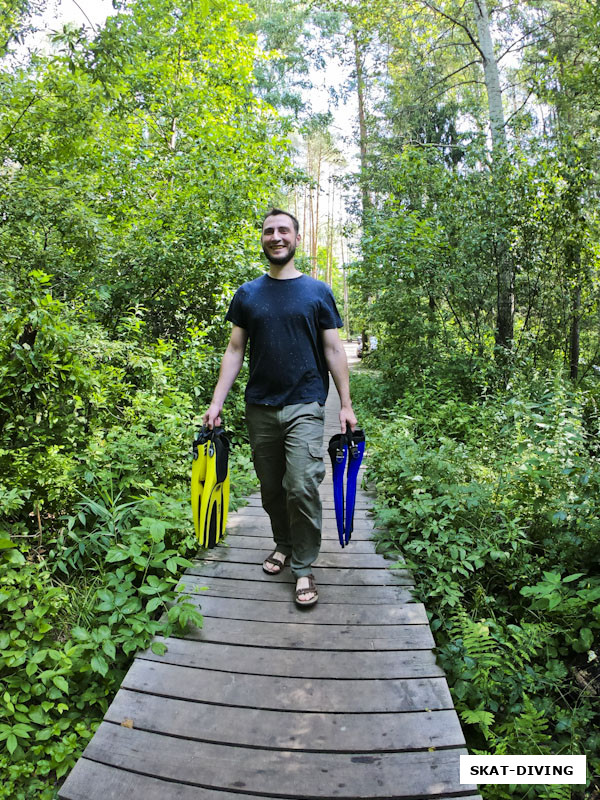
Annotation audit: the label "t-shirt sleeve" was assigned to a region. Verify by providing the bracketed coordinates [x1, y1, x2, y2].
[225, 288, 247, 329]
[318, 286, 344, 330]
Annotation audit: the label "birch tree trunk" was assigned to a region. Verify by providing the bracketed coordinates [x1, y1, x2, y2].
[352, 26, 371, 217]
[473, 0, 506, 153]
[472, 0, 514, 350]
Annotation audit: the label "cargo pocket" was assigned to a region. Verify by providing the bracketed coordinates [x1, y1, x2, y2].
[308, 442, 326, 486]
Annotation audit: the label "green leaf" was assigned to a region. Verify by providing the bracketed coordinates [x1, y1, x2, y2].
[5, 550, 25, 565]
[0, 538, 15, 550]
[563, 573, 585, 583]
[102, 640, 116, 660]
[150, 641, 167, 656]
[105, 548, 130, 563]
[52, 676, 69, 694]
[91, 654, 108, 676]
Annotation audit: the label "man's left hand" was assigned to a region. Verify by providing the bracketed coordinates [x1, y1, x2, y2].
[340, 405, 357, 433]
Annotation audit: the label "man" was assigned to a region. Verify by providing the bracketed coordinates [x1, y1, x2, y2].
[203, 208, 357, 606]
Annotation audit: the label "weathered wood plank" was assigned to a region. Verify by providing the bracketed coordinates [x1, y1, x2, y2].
[106, 688, 466, 751]
[174, 616, 436, 650]
[137, 638, 443, 678]
[189, 594, 428, 625]
[121, 660, 454, 713]
[187, 561, 413, 585]
[219, 534, 378, 554]
[200, 548, 392, 569]
[234, 505, 375, 521]
[244, 495, 372, 510]
[180, 575, 415, 604]
[225, 516, 378, 534]
[59, 758, 482, 800]
[59, 758, 289, 800]
[82, 724, 478, 798]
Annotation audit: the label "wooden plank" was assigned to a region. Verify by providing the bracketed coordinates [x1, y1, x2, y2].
[188, 595, 428, 625]
[137, 638, 444, 679]
[223, 521, 380, 538]
[59, 758, 482, 800]
[220, 534, 378, 554]
[81, 724, 478, 798]
[234, 506, 375, 521]
[58, 758, 291, 800]
[225, 516, 378, 534]
[200, 548, 392, 569]
[244, 496, 372, 510]
[180, 575, 416, 604]
[121, 659, 454, 713]
[187, 561, 413, 586]
[106, 688, 466, 751]
[177, 616, 436, 650]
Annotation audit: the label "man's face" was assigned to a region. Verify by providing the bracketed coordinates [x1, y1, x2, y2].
[261, 214, 300, 266]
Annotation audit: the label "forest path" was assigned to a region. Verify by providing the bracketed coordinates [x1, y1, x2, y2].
[58, 342, 480, 800]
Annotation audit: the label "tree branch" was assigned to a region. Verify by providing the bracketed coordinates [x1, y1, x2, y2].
[423, 59, 480, 95]
[421, 0, 484, 60]
[497, 23, 547, 62]
[0, 94, 38, 148]
[504, 89, 535, 126]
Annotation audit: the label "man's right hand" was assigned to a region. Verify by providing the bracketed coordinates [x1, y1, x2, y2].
[202, 402, 222, 429]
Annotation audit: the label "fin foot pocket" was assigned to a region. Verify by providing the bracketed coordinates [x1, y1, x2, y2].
[191, 426, 231, 548]
[327, 428, 365, 548]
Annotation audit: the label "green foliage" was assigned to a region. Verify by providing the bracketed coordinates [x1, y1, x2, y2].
[352, 368, 600, 798]
[0, 1, 279, 795]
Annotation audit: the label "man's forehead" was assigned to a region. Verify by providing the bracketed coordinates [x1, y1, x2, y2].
[262, 214, 294, 231]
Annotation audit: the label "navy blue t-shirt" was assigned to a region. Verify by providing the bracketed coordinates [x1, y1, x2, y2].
[225, 273, 343, 406]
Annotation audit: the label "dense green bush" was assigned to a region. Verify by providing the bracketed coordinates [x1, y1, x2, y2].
[0, 271, 256, 798]
[351, 367, 600, 799]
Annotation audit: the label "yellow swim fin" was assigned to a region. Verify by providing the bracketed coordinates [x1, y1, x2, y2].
[191, 426, 230, 548]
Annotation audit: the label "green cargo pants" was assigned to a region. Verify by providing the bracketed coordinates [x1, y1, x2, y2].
[245, 401, 326, 578]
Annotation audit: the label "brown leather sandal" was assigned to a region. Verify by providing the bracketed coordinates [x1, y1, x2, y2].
[295, 574, 318, 607]
[262, 550, 289, 575]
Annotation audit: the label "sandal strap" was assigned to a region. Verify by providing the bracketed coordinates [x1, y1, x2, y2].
[263, 550, 289, 574]
[264, 551, 288, 567]
[295, 574, 317, 600]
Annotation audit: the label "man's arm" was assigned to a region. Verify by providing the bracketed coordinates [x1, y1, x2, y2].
[321, 327, 358, 433]
[203, 325, 248, 428]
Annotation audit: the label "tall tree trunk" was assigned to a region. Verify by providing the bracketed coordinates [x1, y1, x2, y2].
[473, 0, 506, 154]
[313, 144, 322, 278]
[352, 26, 370, 218]
[472, 0, 514, 351]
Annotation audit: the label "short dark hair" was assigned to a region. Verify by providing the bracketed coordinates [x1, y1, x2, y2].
[262, 208, 300, 235]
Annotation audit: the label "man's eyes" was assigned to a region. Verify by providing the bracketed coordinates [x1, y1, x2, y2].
[264, 228, 290, 234]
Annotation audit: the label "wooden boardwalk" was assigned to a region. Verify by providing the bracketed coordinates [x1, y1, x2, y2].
[59, 344, 481, 800]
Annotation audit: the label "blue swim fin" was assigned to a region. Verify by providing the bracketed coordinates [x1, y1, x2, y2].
[328, 428, 366, 548]
[328, 433, 348, 547]
[344, 429, 365, 545]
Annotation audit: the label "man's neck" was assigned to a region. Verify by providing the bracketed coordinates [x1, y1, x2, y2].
[268, 260, 302, 280]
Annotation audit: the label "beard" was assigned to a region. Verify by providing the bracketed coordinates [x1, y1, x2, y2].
[262, 240, 296, 266]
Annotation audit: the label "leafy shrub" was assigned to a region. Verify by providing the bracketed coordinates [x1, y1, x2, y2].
[0, 272, 257, 798]
[352, 370, 600, 799]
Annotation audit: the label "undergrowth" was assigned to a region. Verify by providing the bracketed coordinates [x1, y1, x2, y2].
[351, 367, 600, 800]
[0, 276, 257, 798]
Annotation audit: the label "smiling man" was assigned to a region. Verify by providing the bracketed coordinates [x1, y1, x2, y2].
[203, 208, 356, 606]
